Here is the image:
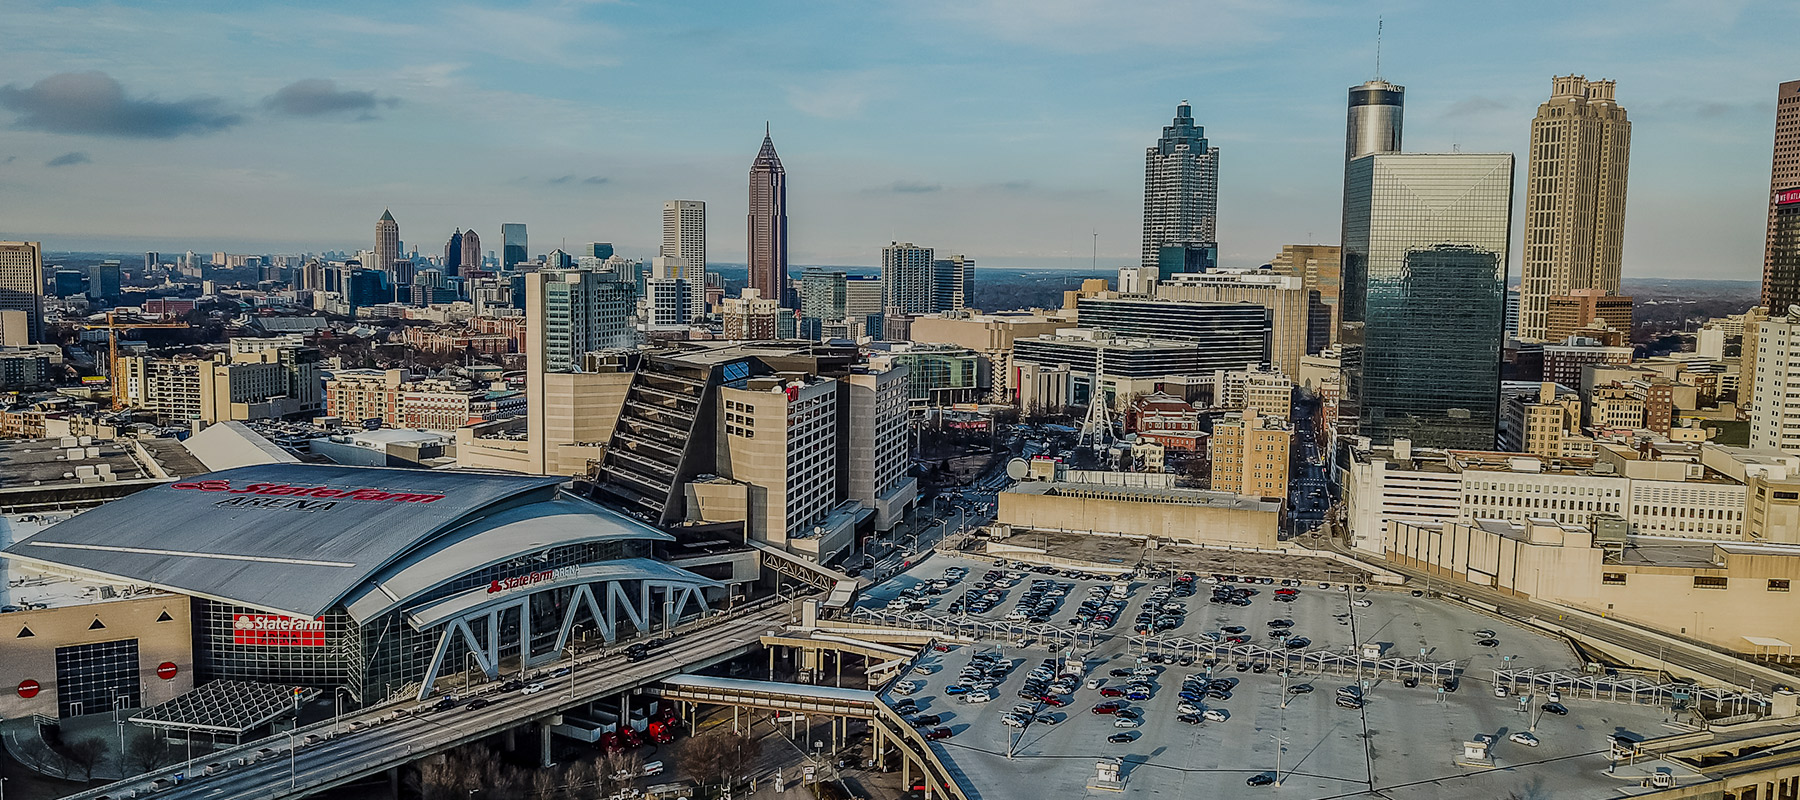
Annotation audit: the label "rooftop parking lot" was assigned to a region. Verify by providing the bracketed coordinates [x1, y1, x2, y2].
[864, 553, 1702, 799]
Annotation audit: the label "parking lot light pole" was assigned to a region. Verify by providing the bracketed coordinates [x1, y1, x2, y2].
[1270, 733, 1288, 787]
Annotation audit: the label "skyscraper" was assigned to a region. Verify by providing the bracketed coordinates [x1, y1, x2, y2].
[460, 229, 482, 272]
[1345, 79, 1404, 163]
[882, 242, 935, 315]
[662, 200, 707, 322]
[932, 255, 973, 313]
[1141, 102, 1219, 268]
[443, 230, 463, 275]
[502, 223, 528, 270]
[748, 126, 789, 308]
[1763, 80, 1800, 312]
[375, 209, 400, 274]
[1341, 153, 1515, 449]
[0, 242, 44, 343]
[1517, 76, 1631, 341]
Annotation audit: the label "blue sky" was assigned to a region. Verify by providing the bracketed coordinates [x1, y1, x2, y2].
[0, 0, 1793, 279]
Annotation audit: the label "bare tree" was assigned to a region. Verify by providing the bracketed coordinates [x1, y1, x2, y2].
[125, 734, 177, 774]
[62, 736, 107, 782]
[530, 770, 558, 798]
[601, 749, 644, 793]
[564, 760, 598, 800]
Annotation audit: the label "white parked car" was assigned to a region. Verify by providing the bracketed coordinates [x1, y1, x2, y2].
[1113, 717, 1142, 728]
[1351, 598, 1372, 607]
[1000, 714, 1027, 728]
[520, 683, 546, 695]
[1086, 678, 1102, 690]
[1131, 667, 1158, 676]
[1509, 732, 1540, 747]
[964, 690, 993, 703]
[894, 680, 920, 695]
[1202, 708, 1229, 722]
[1177, 701, 1203, 714]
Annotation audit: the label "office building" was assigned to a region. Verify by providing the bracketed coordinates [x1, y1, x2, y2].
[1215, 366, 1293, 419]
[0, 242, 44, 343]
[909, 309, 1076, 403]
[1154, 272, 1328, 376]
[747, 128, 788, 307]
[1268, 245, 1343, 342]
[1157, 242, 1217, 277]
[375, 209, 400, 274]
[800, 267, 847, 328]
[1142, 101, 1219, 268]
[845, 365, 914, 532]
[932, 255, 973, 313]
[845, 275, 884, 335]
[882, 242, 937, 315]
[1753, 310, 1800, 454]
[86, 261, 121, 302]
[1544, 288, 1633, 342]
[1211, 409, 1291, 500]
[1341, 152, 1515, 449]
[1012, 329, 1243, 410]
[460, 229, 482, 272]
[1072, 296, 1271, 369]
[721, 288, 781, 340]
[501, 223, 528, 269]
[1499, 382, 1588, 458]
[526, 269, 636, 373]
[1518, 76, 1631, 341]
[120, 343, 323, 425]
[863, 342, 983, 408]
[51, 269, 84, 298]
[662, 200, 707, 322]
[1764, 80, 1800, 311]
[442, 230, 464, 275]
[643, 268, 694, 333]
[1542, 339, 1634, 388]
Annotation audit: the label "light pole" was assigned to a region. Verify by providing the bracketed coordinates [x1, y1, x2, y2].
[1270, 732, 1288, 787]
[333, 687, 353, 734]
[286, 730, 297, 789]
[565, 645, 579, 699]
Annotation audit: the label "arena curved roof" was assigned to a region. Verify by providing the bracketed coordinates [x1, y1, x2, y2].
[1, 464, 675, 619]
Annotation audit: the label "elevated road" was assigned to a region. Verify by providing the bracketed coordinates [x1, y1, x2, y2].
[68, 602, 800, 800]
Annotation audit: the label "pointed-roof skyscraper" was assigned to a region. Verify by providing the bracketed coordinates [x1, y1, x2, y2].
[375, 209, 400, 273]
[747, 124, 789, 307]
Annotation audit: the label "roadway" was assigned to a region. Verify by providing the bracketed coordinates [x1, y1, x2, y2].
[72, 603, 801, 800]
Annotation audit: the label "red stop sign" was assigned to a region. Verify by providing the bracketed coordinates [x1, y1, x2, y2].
[156, 662, 178, 680]
[17, 679, 40, 698]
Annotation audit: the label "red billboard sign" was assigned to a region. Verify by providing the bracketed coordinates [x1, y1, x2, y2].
[233, 614, 326, 646]
[17, 679, 40, 698]
[171, 479, 446, 504]
[1779, 189, 1800, 206]
[156, 662, 179, 680]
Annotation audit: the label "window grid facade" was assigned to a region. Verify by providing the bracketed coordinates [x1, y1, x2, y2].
[54, 639, 142, 718]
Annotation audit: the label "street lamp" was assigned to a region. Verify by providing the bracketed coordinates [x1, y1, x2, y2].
[286, 730, 297, 789]
[565, 645, 580, 699]
[333, 687, 353, 734]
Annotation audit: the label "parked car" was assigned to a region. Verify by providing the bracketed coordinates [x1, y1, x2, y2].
[1246, 773, 1276, 786]
[1113, 717, 1142, 728]
[924, 726, 954, 740]
[1541, 702, 1568, 715]
[1509, 731, 1540, 747]
[1202, 708, 1229, 722]
[1106, 732, 1137, 744]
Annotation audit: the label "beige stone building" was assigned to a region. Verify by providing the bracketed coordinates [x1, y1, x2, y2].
[1154, 272, 1326, 376]
[121, 344, 322, 426]
[845, 366, 916, 532]
[997, 481, 1280, 548]
[1517, 76, 1631, 341]
[0, 241, 44, 342]
[1500, 382, 1589, 458]
[1267, 244, 1342, 342]
[1545, 288, 1633, 343]
[720, 288, 781, 340]
[1215, 366, 1293, 419]
[1211, 409, 1291, 500]
[907, 309, 1074, 402]
[711, 374, 857, 562]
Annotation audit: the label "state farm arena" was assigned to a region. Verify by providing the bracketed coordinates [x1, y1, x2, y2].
[2, 464, 731, 704]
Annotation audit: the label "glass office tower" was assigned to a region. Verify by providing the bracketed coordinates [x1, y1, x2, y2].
[1341, 152, 1514, 449]
[502, 223, 528, 270]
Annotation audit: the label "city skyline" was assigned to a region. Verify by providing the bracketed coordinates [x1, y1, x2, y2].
[0, 1, 1795, 279]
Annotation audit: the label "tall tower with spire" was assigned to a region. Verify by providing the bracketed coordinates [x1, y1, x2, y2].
[1141, 102, 1219, 268]
[375, 209, 399, 273]
[747, 124, 789, 307]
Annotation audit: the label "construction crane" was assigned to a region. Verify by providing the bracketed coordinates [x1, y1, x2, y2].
[72, 311, 188, 410]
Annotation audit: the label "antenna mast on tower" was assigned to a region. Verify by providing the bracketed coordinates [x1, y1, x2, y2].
[1375, 17, 1384, 80]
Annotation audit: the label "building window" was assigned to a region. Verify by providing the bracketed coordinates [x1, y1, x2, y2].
[1601, 573, 1626, 586]
[1771, 579, 1792, 593]
[1693, 576, 1729, 590]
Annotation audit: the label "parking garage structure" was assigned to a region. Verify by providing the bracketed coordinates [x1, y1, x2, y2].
[1, 464, 728, 711]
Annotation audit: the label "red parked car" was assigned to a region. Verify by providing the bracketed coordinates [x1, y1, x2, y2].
[1043, 696, 1069, 707]
[924, 726, 954, 740]
[1092, 702, 1123, 714]
[1099, 687, 1125, 698]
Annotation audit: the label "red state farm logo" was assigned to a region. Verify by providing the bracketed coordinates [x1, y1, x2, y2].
[488, 570, 557, 594]
[172, 479, 445, 504]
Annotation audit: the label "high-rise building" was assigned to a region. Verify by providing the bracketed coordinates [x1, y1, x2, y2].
[721, 288, 781, 340]
[1268, 245, 1343, 342]
[882, 242, 936, 315]
[1155, 272, 1329, 376]
[845, 275, 884, 337]
[1764, 80, 1800, 312]
[747, 127, 789, 308]
[588, 242, 614, 260]
[460, 229, 482, 272]
[375, 209, 400, 274]
[1072, 296, 1272, 370]
[1544, 288, 1633, 342]
[1345, 79, 1404, 163]
[1141, 102, 1219, 268]
[1517, 76, 1631, 341]
[86, 261, 121, 301]
[932, 255, 973, 313]
[1341, 153, 1515, 449]
[144, 252, 158, 271]
[526, 269, 636, 373]
[502, 223, 528, 270]
[662, 200, 707, 321]
[1752, 309, 1800, 454]
[442, 230, 463, 275]
[1211, 409, 1291, 500]
[0, 242, 44, 343]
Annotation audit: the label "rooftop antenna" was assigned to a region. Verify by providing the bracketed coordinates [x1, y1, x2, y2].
[1375, 17, 1384, 80]
[1092, 230, 1098, 272]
